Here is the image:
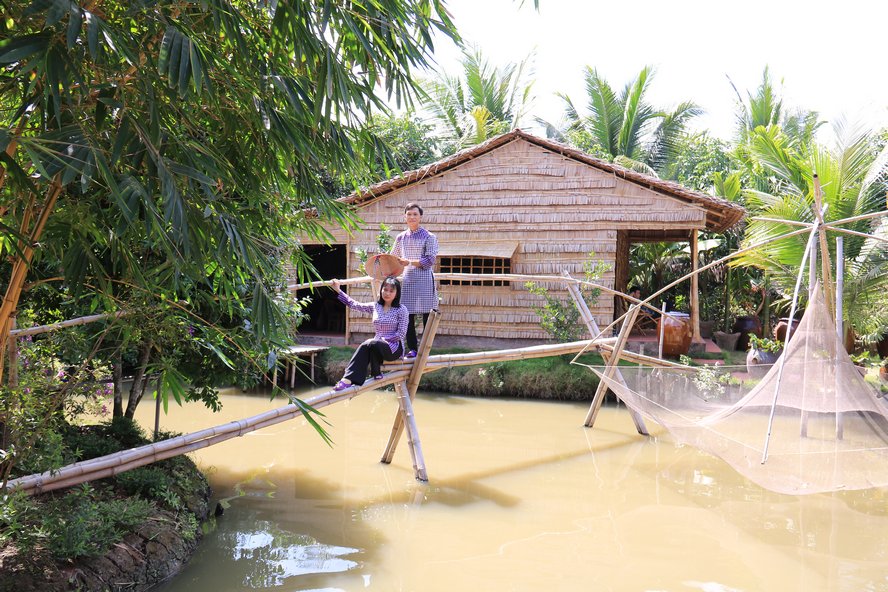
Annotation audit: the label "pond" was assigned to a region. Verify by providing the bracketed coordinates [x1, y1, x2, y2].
[140, 386, 888, 592]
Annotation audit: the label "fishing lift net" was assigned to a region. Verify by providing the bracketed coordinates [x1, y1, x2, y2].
[585, 284, 888, 495]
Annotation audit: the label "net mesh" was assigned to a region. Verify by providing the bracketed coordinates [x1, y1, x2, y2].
[580, 284, 888, 495]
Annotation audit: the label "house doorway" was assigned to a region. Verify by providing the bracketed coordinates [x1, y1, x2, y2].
[297, 244, 347, 335]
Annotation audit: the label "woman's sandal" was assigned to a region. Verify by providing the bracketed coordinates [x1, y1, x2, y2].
[333, 380, 352, 391]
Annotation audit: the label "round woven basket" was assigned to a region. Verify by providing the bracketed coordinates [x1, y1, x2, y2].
[366, 253, 406, 280]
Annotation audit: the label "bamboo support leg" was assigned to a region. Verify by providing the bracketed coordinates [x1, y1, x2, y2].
[584, 306, 639, 428]
[562, 273, 647, 434]
[395, 381, 428, 481]
[381, 310, 441, 465]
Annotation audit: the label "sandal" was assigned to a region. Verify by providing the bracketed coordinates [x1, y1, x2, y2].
[373, 374, 384, 381]
[333, 380, 352, 392]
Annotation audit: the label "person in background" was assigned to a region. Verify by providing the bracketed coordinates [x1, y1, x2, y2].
[329, 277, 408, 391]
[391, 202, 438, 358]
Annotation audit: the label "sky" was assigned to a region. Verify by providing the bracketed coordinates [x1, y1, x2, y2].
[420, 0, 888, 142]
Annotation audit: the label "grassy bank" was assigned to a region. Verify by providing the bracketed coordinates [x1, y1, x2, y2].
[0, 419, 211, 591]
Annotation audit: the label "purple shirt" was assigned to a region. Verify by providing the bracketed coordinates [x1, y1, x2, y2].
[337, 291, 408, 353]
[391, 227, 439, 314]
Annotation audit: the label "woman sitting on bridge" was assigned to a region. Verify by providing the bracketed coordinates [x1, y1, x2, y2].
[330, 277, 409, 391]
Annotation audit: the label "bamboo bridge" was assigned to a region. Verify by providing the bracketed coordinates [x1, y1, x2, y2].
[7, 273, 684, 495]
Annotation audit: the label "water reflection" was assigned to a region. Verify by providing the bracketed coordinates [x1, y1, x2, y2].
[142, 388, 888, 592]
[227, 524, 358, 587]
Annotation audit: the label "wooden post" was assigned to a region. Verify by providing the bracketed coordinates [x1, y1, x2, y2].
[584, 305, 639, 428]
[561, 272, 647, 435]
[381, 309, 441, 465]
[690, 230, 704, 343]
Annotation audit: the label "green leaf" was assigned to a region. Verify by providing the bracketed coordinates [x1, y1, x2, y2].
[0, 34, 50, 64]
[66, 6, 83, 49]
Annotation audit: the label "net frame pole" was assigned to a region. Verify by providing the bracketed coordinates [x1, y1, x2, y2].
[835, 236, 845, 440]
[762, 207, 825, 462]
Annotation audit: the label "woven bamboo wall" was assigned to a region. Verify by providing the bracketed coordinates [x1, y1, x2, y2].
[301, 138, 708, 341]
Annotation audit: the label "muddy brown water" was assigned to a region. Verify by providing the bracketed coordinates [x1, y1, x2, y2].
[140, 386, 888, 592]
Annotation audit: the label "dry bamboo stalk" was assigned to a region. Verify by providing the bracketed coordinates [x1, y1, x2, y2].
[288, 275, 372, 292]
[585, 305, 639, 427]
[10, 311, 127, 338]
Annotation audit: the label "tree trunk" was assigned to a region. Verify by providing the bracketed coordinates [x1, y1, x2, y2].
[125, 343, 153, 419]
[113, 350, 124, 418]
[0, 177, 62, 383]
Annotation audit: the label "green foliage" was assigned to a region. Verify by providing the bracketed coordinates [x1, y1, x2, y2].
[669, 134, 734, 191]
[0, 419, 206, 561]
[367, 112, 441, 176]
[1, 336, 111, 480]
[356, 224, 395, 274]
[525, 253, 609, 342]
[44, 484, 153, 559]
[416, 353, 612, 400]
[747, 334, 782, 353]
[525, 281, 583, 342]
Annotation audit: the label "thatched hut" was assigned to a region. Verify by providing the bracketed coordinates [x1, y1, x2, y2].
[295, 129, 744, 348]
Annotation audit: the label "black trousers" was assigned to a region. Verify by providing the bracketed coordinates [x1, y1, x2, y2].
[343, 338, 403, 386]
[406, 313, 429, 352]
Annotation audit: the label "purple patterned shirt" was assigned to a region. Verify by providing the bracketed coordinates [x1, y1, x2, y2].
[337, 291, 408, 353]
[391, 227, 439, 314]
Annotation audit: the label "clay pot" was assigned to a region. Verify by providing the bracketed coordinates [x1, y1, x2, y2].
[713, 331, 740, 352]
[877, 336, 888, 359]
[773, 317, 801, 343]
[746, 347, 781, 379]
[659, 313, 692, 357]
[732, 315, 762, 351]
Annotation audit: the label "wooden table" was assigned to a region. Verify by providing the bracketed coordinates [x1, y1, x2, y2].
[272, 345, 329, 388]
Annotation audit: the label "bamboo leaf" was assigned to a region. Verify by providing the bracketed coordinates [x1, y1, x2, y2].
[0, 34, 50, 64]
[66, 6, 83, 49]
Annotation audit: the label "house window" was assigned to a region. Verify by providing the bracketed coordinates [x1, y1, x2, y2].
[439, 256, 511, 287]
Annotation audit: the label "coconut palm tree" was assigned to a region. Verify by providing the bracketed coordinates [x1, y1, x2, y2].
[419, 47, 534, 151]
[553, 66, 702, 177]
[735, 120, 888, 343]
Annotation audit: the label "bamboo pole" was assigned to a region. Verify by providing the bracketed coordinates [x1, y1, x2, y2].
[395, 381, 428, 481]
[690, 230, 703, 343]
[381, 309, 441, 465]
[812, 175, 835, 318]
[584, 305, 639, 427]
[8, 370, 411, 495]
[9, 311, 126, 338]
[561, 271, 647, 434]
